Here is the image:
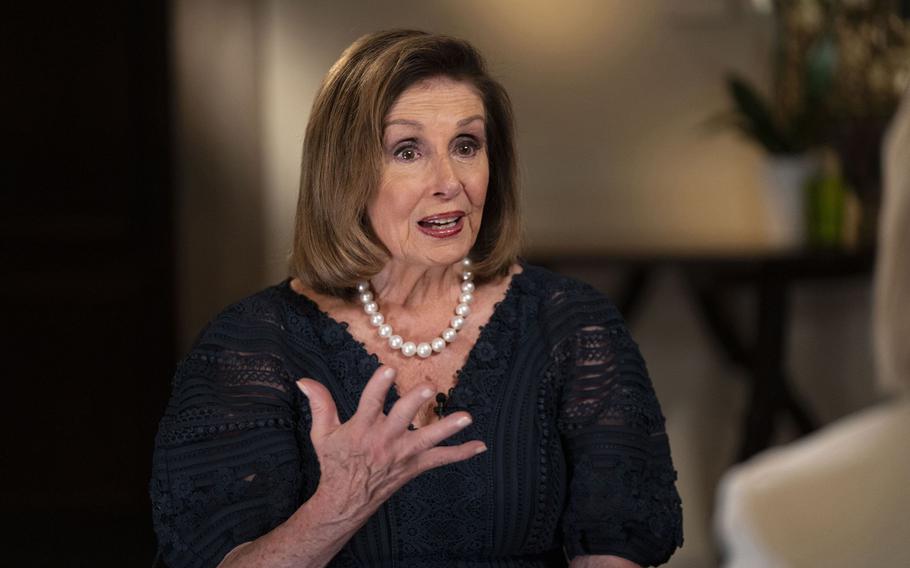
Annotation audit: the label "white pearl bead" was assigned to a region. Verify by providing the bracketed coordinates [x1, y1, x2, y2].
[360, 259, 475, 358]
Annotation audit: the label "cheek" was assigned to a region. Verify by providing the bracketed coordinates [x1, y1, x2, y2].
[468, 167, 489, 209]
[368, 180, 416, 235]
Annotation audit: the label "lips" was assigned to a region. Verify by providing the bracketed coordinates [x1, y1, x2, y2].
[417, 210, 465, 238]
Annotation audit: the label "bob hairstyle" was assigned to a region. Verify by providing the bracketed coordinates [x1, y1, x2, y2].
[290, 29, 522, 298]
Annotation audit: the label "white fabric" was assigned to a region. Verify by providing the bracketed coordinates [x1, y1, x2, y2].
[716, 399, 910, 568]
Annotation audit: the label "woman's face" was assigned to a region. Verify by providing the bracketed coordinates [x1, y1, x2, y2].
[368, 76, 488, 269]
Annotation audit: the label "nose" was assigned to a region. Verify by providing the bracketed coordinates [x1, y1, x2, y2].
[432, 154, 463, 200]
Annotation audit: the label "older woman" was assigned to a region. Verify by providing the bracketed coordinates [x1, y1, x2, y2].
[151, 30, 682, 568]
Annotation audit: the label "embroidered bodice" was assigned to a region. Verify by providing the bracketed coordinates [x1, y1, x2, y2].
[150, 264, 683, 567]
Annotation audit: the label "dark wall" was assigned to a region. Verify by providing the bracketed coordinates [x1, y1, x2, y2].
[3, 3, 175, 565]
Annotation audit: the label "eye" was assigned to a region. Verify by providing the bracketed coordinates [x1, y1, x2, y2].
[454, 137, 481, 158]
[392, 141, 421, 162]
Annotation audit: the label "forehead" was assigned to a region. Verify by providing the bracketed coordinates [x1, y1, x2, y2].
[385, 77, 485, 124]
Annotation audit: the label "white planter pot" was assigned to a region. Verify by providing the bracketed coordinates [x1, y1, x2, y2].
[761, 154, 818, 249]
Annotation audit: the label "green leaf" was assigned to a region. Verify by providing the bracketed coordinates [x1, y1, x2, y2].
[724, 73, 796, 154]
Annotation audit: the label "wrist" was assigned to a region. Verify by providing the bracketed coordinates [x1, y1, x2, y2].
[285, 487, 371, 539]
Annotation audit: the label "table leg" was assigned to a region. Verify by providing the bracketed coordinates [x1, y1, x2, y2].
[685, 271, 818, 462]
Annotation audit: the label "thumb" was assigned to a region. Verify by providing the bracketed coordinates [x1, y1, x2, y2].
[297, 378, 341, 440]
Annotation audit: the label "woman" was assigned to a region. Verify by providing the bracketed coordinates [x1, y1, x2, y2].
[151, 30, 683, 568]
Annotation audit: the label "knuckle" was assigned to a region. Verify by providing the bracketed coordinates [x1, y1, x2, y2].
[428, 453, 450, 470]
[411, 435, 433, 454]
[390, 408, 414, 425]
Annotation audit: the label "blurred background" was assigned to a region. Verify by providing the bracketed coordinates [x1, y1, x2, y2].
[4, 1, 909, 566]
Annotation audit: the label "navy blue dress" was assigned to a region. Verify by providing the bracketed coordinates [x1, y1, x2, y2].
[150, 264, 683, 567]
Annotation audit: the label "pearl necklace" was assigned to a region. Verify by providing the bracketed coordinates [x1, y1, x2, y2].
[357, 258, 475, 358]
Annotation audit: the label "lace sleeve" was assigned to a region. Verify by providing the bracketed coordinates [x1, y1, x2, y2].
[149, 325, 304, 568]
[555, 292, 683, 566]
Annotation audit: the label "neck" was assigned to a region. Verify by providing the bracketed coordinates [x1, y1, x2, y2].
[370, 260, 462, 309]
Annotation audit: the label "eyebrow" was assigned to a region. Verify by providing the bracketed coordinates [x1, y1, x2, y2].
[383, 114, 486, 129]
[457, 114, 485, 127]
[385, 119, 422, 128]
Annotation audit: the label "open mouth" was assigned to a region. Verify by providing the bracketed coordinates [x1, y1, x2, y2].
[417, 211, 465, 238]
[418, 216, 462, 229]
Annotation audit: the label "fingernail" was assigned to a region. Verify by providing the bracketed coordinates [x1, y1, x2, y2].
[384, 367, 396, 379]
[421, 388, 434, 399]
[296, 381, 308, 396]
[457, 416, 472, 427]
[475, 444, 488, 455]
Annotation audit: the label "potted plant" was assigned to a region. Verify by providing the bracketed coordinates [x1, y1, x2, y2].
[718, 0, 909, 249]
[722, 73, 826, 247]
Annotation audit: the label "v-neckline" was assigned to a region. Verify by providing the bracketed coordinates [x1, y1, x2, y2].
[281, 263, 528, 416]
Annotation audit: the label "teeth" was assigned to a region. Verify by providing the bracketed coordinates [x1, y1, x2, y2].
[422, 216, 461, 226]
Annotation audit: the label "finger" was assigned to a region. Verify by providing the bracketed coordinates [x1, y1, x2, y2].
[297, 378, 341, 441]
[408, 412, 474, 453]
[382, 382, 436, 436]
[414, 441, 488, 474]
[354, 366, 397, 425]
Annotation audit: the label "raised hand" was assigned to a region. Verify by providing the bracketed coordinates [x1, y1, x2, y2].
[296, 366, 486, 524]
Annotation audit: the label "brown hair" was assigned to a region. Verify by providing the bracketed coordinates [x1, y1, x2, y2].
[290, 29, 522, 297]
